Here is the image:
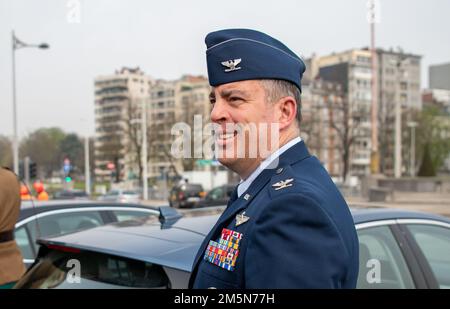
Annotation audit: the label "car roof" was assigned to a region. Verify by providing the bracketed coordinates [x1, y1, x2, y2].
[37, 206, 450, 272]
[350, 207, 450, 224]
[19, 200, 161, 222]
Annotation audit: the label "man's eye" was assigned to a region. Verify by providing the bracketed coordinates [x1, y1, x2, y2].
[209, 99, 216, 104]
[229, 97, 242, 102]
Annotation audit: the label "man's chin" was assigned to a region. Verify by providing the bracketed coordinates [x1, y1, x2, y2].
[217, 156, 238, 168]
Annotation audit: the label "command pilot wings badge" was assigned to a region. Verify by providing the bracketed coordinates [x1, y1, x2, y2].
[272, 178, 294, 191]
[235, 211, 250, 227]
[221, 59, 242, 72]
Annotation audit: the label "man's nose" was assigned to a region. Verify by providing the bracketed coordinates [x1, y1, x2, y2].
[210, 99, 229, 124]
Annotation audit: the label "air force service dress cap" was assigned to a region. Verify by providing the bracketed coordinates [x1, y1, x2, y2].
[205, 28, 306, 92]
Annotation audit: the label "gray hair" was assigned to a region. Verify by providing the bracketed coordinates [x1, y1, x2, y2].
[259, 79, 302, 125]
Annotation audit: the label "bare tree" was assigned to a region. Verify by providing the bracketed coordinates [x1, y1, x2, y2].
[147, 121, 181, 178]
[0, 135, 13, 167]
[124, 99, 147, 185]
[325, 94, 364, 182]
[125, 99, 183, 185]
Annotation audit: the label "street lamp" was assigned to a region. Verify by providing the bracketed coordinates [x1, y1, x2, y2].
[407, 121, 418, 177]
[11, 31, 49, 174]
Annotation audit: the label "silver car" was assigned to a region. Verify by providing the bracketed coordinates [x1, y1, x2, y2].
[98, 189, 141, 203]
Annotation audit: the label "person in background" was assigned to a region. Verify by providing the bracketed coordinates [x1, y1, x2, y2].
[20, 184, 32, 201]
[0, 167, 26, 289]
[34, 181, 49, 201]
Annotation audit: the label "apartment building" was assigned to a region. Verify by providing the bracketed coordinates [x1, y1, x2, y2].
[94, 67, 152, 182]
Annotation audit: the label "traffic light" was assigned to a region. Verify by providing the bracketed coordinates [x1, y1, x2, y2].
[65, 170, 73, 183]
[29, 162, 37, 180]
[18, 161, 24, 180]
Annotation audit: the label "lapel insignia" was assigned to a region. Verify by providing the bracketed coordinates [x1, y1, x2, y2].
[235, 211, 250, 227]
[243, 193, 250, 201]
[272, 178, 294, 191]
[221, 59, 242, 72]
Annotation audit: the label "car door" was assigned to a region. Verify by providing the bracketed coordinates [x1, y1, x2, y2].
[356, 222, 416, 289]
[398, 220, 450, 289]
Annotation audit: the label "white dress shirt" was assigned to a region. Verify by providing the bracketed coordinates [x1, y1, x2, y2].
[237, 136, 302, 198]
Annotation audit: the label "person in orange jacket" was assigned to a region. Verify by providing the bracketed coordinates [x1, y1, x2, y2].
[20, 185, 32, 201]
[33, 181, 49, 201]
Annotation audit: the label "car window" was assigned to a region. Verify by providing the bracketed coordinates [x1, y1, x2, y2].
[357, 225, 414, 289]
[15, 249, 171, 289]
[112, 210, 156, 222]
[26, 211, 104, 251]
[108, 190, 119, 196]
[73, 191, 88, 197]
[15, 226, 34, 260]
[123, 191, 137, 195]
[207, 187, 224, 200]
[406, 224, 450, 289]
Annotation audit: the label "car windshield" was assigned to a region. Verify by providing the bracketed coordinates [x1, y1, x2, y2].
[15, 248, 171, 289]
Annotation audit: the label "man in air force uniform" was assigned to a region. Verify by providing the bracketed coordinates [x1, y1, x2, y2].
[189, 29, 359, 289]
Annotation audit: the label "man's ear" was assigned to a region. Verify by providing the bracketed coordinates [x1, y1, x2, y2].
[275, 96, 297, 130]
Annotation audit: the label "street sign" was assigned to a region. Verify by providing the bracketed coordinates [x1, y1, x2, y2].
[196, 159, 221, 167]
[196, 159, 213, 167]
[63, 158, 71, 174]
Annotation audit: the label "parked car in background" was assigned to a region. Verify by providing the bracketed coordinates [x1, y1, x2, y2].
[16, 200, 159, 267]
[15, 207, 450, 289]
[169, 183, 205, 208]
[98, 189, 141, 203]
[53, 190, 89, 200]
[196, 184, 236, 208]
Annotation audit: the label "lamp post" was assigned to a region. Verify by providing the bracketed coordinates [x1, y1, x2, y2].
[84, 136, 91, 195]
[11, 31, 49, 174]
[141, 98, 148, 201]
[407, 121, 418, 177]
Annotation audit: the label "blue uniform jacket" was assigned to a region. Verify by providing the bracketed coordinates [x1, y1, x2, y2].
[189, 141, 359, 288]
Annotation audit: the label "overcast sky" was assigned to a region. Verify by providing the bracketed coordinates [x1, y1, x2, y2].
[1, 0, 449, 138]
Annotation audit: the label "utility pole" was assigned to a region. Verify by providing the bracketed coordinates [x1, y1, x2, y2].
[142, 98, 148, 200]
[407, 122, 418, 177]
[24, 156, 30, 187]
[85, 136, 91, 195]
[11, 31, 49, 174]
